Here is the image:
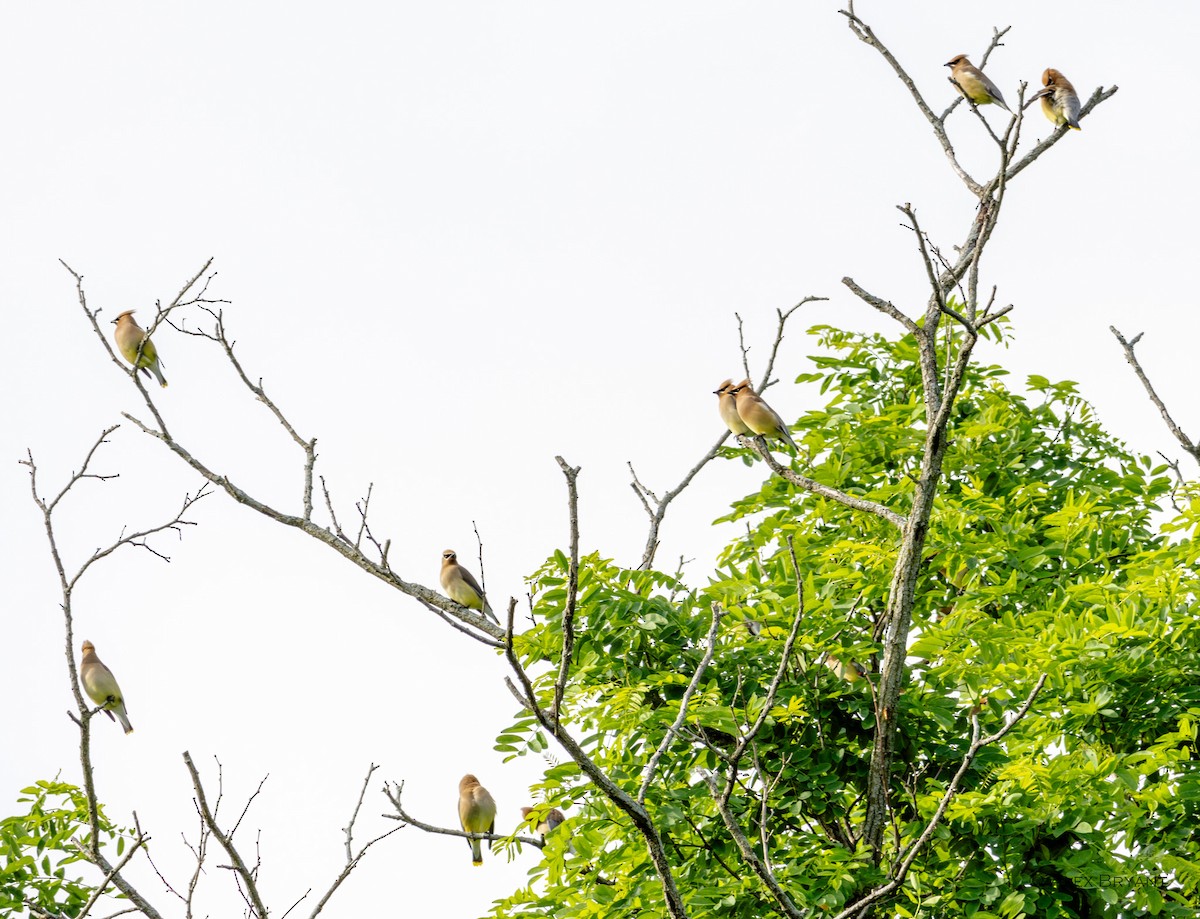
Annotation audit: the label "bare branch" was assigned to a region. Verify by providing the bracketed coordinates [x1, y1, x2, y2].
[1005, 85, 1120, 183]
[183, 752, 269, 919]
[759, 296, 828, 392]
[836, 676, 1047, 919]
[1110, 327, 1199, 468]
[382, 781, 542, 850]
[839, 9, 985, 195]
[630, 435, 726, 570]
[199, 306, 319, 522]
[638, 603, 725, 803]
[725, 545, 806, 781]
[735, 312, 752, 382]
[60, 261, 506, 642]
[75, 831, 150, 919]
[631, 296, 820, 571]
[308, 764, 402, 919]
[502, 603, 691, 917]
[841, 277, 918, 333]
[702, 769, 805, 919]
[747, 437, 906, 529]
[699, 555, 810, 918]
[552, 456, 582, 726]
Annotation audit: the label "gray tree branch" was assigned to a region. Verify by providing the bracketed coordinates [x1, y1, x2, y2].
[1110, 327, 1199, 468]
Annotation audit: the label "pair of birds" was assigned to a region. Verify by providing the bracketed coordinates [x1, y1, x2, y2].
[80, 641, 134, 734]
[457, 774, 566, 866]
[112, 310, 168, 387]
[714, 379, 799, 451]
[946, 55, 1082, 130]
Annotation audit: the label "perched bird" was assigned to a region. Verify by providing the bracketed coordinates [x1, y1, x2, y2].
[730, 379, 799, 452]
[945, 54, 1012, 113]
[714, 379, 752, 436]
[520, 805, 566, 842]
[440, 550, 497, 623]
[1038, 68, 1081, 130]
[458, 774, 497, 866]
[825, 655, 869, 684]
[79, 641, 134, 734]
[112, 310, 167, 387]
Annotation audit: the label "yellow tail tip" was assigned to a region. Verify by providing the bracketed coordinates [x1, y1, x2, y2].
[472, 859, 483, 867]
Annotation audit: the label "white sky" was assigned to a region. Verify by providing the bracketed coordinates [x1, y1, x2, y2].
[3, 2, 1198, 916]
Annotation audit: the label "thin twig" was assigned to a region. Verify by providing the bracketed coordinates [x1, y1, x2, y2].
[748, 439, 906, 529]
[382, 781, 541, 850]
[309, 764, 402, 918]
[182, 752, 269, 919]
[65, 262, 507, 640]
[835, 676, 1047, 919]
[501, 599, 691, 918]
[1110, 327, 1199, 467]
[638, 603, 725, 803]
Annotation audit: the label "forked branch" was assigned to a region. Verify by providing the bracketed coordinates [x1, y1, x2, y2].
[1110, 327, 1199, 468]
[64, 261, 506, 643]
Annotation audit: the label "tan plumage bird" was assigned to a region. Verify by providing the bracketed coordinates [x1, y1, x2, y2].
[80, 641, 134, 734]
[825, 655, 869, 684]
[945, 54, 1012, 113]
[458, 774, 497, 866]
[520, 805, 566, 841]
[731, 379, 799, 452]
[440, 550, 497, 623]
[112, 310, 167, 387]
[1038, 68, 1081, 130]
[714, 379, 752, 436]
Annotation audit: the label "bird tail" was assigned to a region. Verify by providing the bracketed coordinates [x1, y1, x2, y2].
[115, 707, 134, 734]
[471, 837, 483, 866]
[150, 364, 168, 387]
[482, 601, 499, 625]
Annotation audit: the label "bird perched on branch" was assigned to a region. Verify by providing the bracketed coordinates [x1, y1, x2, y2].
[112, 310, 167, 387]
[80, 641, 134, 734]
[825, 655, 869, 684]
[521, 805, 566, 841]
[714, 379, 753, 436]
[440, 549, 497, 623]
[945, 54, 1012, 113]
[1036, 68, 1081, 130]
[458, 774, 497, 866]
[731, 379, 799, 452]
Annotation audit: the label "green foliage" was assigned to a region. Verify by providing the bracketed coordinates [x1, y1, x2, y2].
[1, 778, 134, 917]
[492, 323, 1200, 918]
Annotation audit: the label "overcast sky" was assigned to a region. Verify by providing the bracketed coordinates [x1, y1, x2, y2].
[4, 2, 1198, 916]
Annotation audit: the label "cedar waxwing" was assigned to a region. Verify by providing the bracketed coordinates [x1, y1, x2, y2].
[80, 641, 134, 734]
[730, 379, 800, 452]
[714, 379, 753, 436]
[520, 805, 566, 841]
[458, 774, 497, 866]
[112, 310, 167, 387]
[945, 54, 1012, 113]
[825, 655, 869, 684]
[1038, 68, 1081, 130]
[440, 550, 498, 623]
